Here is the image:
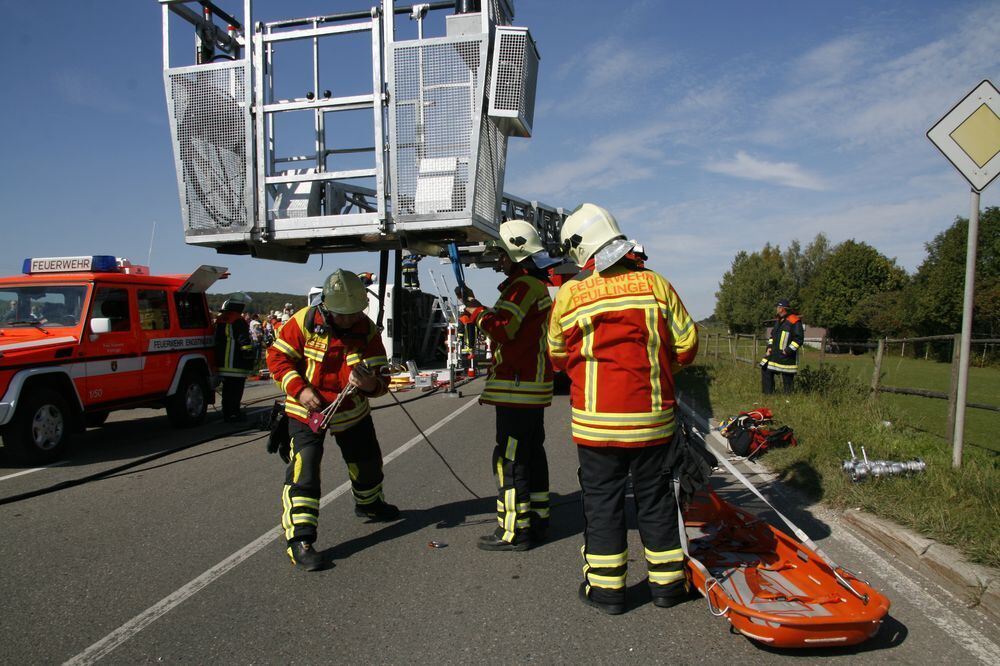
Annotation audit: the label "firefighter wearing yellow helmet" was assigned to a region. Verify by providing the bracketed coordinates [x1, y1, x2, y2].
[458, 219, 559, 551]
[548, 204, 699, 613]
[266, 269, 398, 571]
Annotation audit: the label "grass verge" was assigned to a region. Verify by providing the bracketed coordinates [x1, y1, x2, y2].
[675, 358, 1000, 569]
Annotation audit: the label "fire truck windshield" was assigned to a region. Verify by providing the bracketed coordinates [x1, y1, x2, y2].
[0, 285, 89, 329]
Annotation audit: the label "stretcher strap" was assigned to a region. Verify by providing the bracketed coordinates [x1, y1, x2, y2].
[742, 567, 842, 605]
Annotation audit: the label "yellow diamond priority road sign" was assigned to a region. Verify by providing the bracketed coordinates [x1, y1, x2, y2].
[927, 80, 1000, 192]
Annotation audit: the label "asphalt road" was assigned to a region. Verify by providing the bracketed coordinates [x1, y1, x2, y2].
[1, 379, 998, 664]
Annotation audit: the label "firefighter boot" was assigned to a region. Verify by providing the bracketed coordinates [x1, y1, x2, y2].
[287, 541, 326, 572]
[354, 499, 400, 521]
[477, 531, 534, 552]
[578, 582, 625, 615]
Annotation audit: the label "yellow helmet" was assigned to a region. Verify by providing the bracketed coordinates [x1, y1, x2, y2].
[322, 269, 369, 314]
[559, 203, 635, 271]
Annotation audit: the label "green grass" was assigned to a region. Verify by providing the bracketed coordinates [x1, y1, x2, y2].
[675, 357, 1000, 568]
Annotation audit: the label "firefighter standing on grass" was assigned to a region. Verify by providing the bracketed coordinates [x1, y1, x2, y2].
[457, 219, 558, 551]
[760, 299, 804, 394]
[548, 204, 698, 614]
[215, 293, 255, 422]
[266, 269, 399, 571]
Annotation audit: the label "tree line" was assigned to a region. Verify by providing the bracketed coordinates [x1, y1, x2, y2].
[206, 291, 306, 317]
[712, 207, 1000, 341]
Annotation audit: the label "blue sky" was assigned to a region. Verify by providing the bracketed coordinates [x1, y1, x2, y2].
[1, 0, 997, 320]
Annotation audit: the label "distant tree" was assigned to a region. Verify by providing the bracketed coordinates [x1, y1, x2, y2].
[781, 233, 831, 306]
[800, 240, 907, 339]
[714, 244, 792, 333]
[910, 207, 1000, 336]
[207, 291, 307, 317]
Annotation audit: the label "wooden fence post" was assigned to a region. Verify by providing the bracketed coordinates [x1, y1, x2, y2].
[820, 334, 827, 363]
[946, 333, 961, 451]
[871, 338, 885, 392]
[753, 335, 759, 363]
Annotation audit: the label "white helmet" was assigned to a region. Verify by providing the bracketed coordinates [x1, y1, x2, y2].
[559, 203, 636, 272]
[322, 269, 369, 314]
[493, 219, 560, 268]
[222, 292, 252, 312]
[307, 286, 323, 306]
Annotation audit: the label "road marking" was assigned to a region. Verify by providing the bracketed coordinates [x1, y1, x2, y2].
[63, 396, 480, 666]
[833, 525, 1000, 665]
[0, 461, 68, 483]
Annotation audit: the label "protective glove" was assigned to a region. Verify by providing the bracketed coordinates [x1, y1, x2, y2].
[664, 418, 717, 510]
[264, 401, 292, 464]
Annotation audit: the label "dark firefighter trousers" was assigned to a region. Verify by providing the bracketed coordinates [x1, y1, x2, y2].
[493, 406, 549, 542]
[221, 377, 246, 419]
[281, 414, 386, 545]
[577, 442, 688, 605]
[761, 368, 795, 394]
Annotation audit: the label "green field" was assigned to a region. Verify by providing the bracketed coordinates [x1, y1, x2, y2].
[675, 348, 1000, 568]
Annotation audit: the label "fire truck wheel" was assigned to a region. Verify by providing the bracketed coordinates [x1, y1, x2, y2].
[2, 388, 73, 464]
[167, 369, 209, 427]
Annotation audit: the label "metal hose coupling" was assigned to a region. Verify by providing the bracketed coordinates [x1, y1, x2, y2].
[842, 442, 926, 482]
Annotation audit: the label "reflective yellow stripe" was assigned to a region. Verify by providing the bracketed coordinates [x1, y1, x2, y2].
[496, 300, 525, 323]
[587, 572, 626, 589]
[645, 307, 662, 411]
[272, 338, 301, 360]
[572, 421, 675, 442]
[281, 486, 294, 540]
[779, 331, 789, 351]
[530, 492, 549, 502]
[789, 341, 801, 350]
[291, 497, 319, 509]
[503, 488, 516, 534]
[559, 294, 661, 330]
[285, 401, 310, 419]
[346, 353, 362, 365]
[648, 570, 686, 585]
[644, 547, 683, 564]
[363, 355, 388, 366]
[505, 436, 518, 461]
[571, 407, 674, 426]
[585, 550, 628, 567]
[481, 391, 553, 406]
[293, 452, 303, 483]
[766, 361, 798, 373]
[483, 379, 553, 391]
[291, 513, 317, 525]
[280, 371, 301, 393]
[581, 316, 597, 412]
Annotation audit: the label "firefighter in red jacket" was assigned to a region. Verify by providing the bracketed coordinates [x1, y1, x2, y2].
[760, 299, 804, 394]
[266, 269, 399, 571]
[458, 219, 559, 551]
[548, 204, 699, 614]
[215, 293, 255, 422]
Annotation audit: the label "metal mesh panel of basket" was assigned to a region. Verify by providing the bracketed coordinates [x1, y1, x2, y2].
[493, 31, 525, 113]
[474, 114, 507, 222]
[393, 40, 481, 216]
[166, 63, 249, 232]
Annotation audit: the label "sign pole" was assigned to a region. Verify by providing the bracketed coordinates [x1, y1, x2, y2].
[952, 188, 980, 469]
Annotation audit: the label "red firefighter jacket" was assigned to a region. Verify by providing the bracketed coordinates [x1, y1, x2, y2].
[266, 307, 389, 431]
[464, 269, 553, 408]
[547, 262, 698, 447]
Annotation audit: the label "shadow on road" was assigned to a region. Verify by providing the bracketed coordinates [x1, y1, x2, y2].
[322, 490, 585, 563]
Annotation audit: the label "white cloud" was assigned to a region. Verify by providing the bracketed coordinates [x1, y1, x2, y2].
[703, 151, 828, 190]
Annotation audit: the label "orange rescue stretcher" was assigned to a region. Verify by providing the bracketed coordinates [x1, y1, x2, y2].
[678, 428, 891, 649]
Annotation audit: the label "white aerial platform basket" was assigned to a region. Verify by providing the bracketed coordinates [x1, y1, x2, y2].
[158, 0, 541, 263]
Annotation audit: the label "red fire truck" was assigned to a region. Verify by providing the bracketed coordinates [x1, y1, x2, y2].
[0, 256, 227, 463]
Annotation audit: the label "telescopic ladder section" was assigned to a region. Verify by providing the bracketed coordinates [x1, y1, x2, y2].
[159, 0, 552, 264]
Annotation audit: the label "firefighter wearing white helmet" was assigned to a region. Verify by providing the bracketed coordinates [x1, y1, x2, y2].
[549, 203, 699, 613]
[266, 269, 397, 571]
[215, 293, 255, 421]
[457, 219, 558, 551]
